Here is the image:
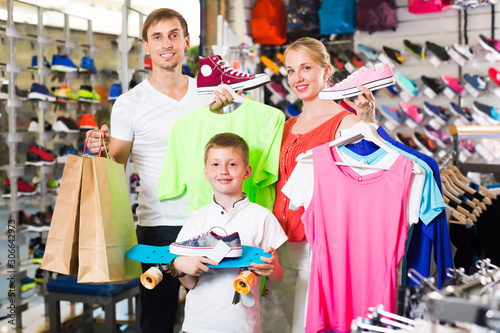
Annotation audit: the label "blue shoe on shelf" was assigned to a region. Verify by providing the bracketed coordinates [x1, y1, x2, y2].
[108, 83, 123, 101]
[79, 56, 98, 74]
[51, 54, 78, 72]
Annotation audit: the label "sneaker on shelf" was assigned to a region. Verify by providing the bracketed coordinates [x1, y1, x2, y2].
[425, 41, 450, 61]
[379, 104, 405, 126]
[449, 102, 474, 122]
[260, 55, 286, 76]
[460, 139, 476, 155]
[423, 124, 451, 149]
[28, 212, 51, 232]
[170, 230, 242, 257]
[53, 116, 80, 133]
[53, 83, 77, 103]
[423, 101, 451, 124]
[34, 268, 44, 284]
[79, 114, 98, 130]
[79, 56, 98, 74]
[383, 84, 400, 97]
[403, 39, 425, 59]
[374, 108, 382, 123]
[130, 173, 140, 192]
[472, 101, 500, 124]
[197, 55, 270, 94]
[51, 54, 78, 72]
[478, 34, 500, 59]
[13, 210, 30, 230]
[399, 100, 424, 124]
[47, 179, 58, 192]
[396, 132, 418, 150]
[28, 237, 42, 255]
[144, 57, 152, 70]
[28, 117, 53, 132]
[28, 83, 56, 102]
[78, 85, 94, 102]
[463, 74, 487, 92]
[30, 55, 51, 70]
[319, 64, 395, 100]
[32, 243, 46, 264]
[358, 44, 379, 62]
[450, 44, 475, 61]
[26, 145, 55, 166]
[489, 67, 500, 87]
[345, 50, 365, 68]
[265, 81, 288, 103]
[0, 83, 8, 99]
[20, 277, 36, 293]
[57, 144, 80, 164]
[441, 74, 464, 94]
[421, 75, 445, 95]
[108, 82, 122, 101]
[382, 46, 405, 64]
[285, 103, 302, 118]
[331, 54, 346, 70]
[2, 178, 37, 198]
[395, 72, 419, 96]
[413, 132, 439, 154]
[92, 89, 101, 104]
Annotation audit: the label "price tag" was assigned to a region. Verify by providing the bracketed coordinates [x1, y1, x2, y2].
[476, 143, 494, 162]
[378, 53, 395, 69]
[429, 118, 443, 130]
[423, 87, 437, 99]
[400, 90, 416, 103]
[485, 52, 499, 64]
[447, 48, 467, 66]
[264, 67, 274, 77]
[206, 240, 232, 263]
[494, 88, 500, 99]
[429, 56, 443, 68]
[405, 118, 418, 129]
[344, 62, 355, 73]
[443, 87, 456, 99]
[384, 120, 398, 132]
[279, 67, 288, 76]
[364, 61, 375, 71]
[465, 83, 481, 98]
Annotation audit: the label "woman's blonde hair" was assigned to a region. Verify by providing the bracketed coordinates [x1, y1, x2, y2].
[283, 37, 330, 69]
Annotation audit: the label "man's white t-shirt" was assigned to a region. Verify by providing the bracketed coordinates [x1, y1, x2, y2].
[111, 77, 210, 227]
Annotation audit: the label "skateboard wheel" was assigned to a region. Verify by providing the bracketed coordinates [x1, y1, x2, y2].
[141, 267, 163, 289]
[233, 271, 256, 295]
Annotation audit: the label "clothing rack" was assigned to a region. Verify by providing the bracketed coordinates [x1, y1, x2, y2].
[450, 125, 500, 176]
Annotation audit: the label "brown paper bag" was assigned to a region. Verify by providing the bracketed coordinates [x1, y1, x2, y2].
[77, 155, 142, 283]
[41, 154, 83, 275]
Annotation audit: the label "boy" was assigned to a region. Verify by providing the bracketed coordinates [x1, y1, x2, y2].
[171, 132, 287, 333]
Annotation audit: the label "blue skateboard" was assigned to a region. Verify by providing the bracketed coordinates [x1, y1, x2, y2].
[126, 244, 271, 299]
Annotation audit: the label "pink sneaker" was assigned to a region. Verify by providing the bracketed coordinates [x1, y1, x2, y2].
[318, 64, 395, 100]
[440, 74, 464, 94]
[197, 55, 270, 94]
[399, 100, 423, 124]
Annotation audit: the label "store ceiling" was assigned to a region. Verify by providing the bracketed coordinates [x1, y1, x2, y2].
[1, 0, 201, 43]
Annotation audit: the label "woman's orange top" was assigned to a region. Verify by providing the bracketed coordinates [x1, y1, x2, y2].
[273, 110, 351, 242]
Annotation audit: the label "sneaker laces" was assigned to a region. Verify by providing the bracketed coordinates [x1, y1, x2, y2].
[334, 69, 364, 88]
[215, 60, 251, 81]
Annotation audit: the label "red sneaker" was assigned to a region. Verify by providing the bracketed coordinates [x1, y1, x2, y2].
[197, 55, 270, 94]
[2, 178, 37, 197]
[79, 114, 98, 129]
[489, 67, 500, 88]
[26, 145, 55, 166]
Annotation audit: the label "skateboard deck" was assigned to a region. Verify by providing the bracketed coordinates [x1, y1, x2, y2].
[126, 244, 270, 268]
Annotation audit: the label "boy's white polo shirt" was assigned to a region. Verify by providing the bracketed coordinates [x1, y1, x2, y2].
[177, 196, 287, 333]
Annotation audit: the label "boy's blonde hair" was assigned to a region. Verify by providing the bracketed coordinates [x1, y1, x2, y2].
[283, 37, 330, 70]
[204, 133, 249, 166]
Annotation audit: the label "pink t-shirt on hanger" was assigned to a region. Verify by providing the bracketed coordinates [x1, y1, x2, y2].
[283, 143, 414, 333]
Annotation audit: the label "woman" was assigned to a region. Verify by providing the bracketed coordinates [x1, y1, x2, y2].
[272, 37, 375, 332]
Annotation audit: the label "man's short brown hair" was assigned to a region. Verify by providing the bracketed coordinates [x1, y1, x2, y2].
[204, 133, 250, 166]
[142, 8, 189, 42]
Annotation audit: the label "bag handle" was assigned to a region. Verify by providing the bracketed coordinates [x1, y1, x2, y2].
[84, 130, 115, 161]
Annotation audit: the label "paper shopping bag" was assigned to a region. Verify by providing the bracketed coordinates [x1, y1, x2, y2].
[41, 154, 83, 275]
[77, 155, 142, 283]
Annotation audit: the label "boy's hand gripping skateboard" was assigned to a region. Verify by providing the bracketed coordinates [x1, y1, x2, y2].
[125, 244, 271, 306]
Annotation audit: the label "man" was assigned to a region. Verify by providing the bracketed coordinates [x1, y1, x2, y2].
[86, 8, 234, 332]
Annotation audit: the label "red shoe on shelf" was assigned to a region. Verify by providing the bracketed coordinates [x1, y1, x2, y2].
[2, 178, 37, 198]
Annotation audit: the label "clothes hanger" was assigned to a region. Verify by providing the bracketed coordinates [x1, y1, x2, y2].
[442, 176, 481, 216]
[442, 169, 492, 206]
[203, 83, 247, 108]
[446, 165, 497, 200]
[441, 173, 486, 212]
[449, 208, 468, 225]
[443, 193, 477, 222]
[296, 122, 424, 174]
